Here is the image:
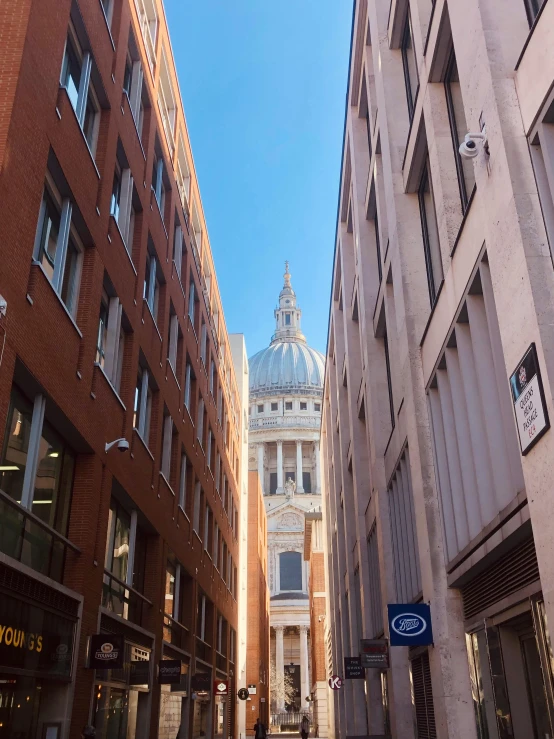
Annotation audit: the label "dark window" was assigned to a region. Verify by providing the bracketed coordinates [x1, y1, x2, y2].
[410, 651, 436, 738]
[285, 313, 291, 325]
[302, 472, 312, 493]
[374, 212, 382, 282]
[257, 404, 264, 413]
[271, 402, 278, 411]
[300, 402, 307, 411]
[269, 473, 278, 494]
[384, 330, 395, 430]
[366, 109, 373, 161]
[401, 11, 419, 122]
[280, 551, 302, 591]
[314, 403, 321, 412]
[445, 51, 475, 212]
[418, 156, 443, 305]
[285, 401, 293, 411]
[523, 0, 545, 26]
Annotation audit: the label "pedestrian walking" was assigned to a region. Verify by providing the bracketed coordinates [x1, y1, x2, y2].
[81, 727, 96, 739]
[299, 714, 310, 739]
[254, 717, 267, 739]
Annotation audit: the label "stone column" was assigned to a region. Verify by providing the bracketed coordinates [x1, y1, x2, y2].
[296, 440, 304, 492]
[277, 441, 284, 493]
[314, 440, 321, 494]
[257, 443, 265, 494]
[275, 626, 285, 709]
[299, 625, 310, 709]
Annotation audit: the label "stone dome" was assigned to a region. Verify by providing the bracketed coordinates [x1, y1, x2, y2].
[249, 341, 325, 399]
[249, 262, 325, 399]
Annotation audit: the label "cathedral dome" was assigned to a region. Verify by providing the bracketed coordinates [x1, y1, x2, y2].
[249, 263, 325, 399]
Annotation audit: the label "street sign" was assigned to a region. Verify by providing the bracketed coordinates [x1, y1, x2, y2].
[387, 604, 433, 647]
[237, 688, 250, 701]
[344, 657, 364, 679]
[510, 343, 550, 454]
[214, 680, 229, 696]
[328, 675, 343, 690]
[360, 639, 389, 669]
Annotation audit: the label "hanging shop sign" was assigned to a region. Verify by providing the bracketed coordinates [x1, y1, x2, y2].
[344, 657, 364, 679]
[0, 592, 75, 678]
[328, 675, 343, 690]
[191, 672, 211, 692]
[387, 604, 433, 647]
[88, 634, 125, 670]
[510, 343, 550, 454]
[214, 680, 229, 696]
[159, 660, 182, 685]
[360, 639, 389, 669]
[238, 688, 250, 700]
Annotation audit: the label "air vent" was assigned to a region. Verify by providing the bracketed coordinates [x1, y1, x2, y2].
[0, 563, 79, 617]
[461, 535, 539, 621]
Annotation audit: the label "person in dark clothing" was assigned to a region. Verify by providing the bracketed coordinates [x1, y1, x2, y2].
[254, 717, 267, 739]
[81, 727, 96, 738]
[299, 715, 310, 739]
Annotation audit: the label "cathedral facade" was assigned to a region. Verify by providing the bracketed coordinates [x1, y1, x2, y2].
[248, 264, 325, 717]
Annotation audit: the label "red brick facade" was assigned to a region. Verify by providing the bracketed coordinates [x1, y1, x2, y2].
[246, 471, 270, 732]
[0, 0, 241, 737]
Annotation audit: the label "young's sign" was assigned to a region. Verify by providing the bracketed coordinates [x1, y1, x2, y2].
[387, 604, 433, 647]
[510, 343, 549, 454]
[88, 634, 124, 670]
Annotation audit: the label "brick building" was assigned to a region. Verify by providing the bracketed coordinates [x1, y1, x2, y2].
[303, 511, 330, 739]
[244, 471, 270, 734]
[0, 0, 242, 738]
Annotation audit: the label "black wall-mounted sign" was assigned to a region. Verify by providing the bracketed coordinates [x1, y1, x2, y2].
[344, 657, 364, 679]
[360, 639, 389, 669]
[191, 672, 211, 692]
[0, 591, 75, 678]
[510, 343, 550, 455]
[159, 660, 182, 684]
[88, 634, 124, 670]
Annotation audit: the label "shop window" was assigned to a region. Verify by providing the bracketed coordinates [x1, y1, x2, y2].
[279, 551, 302, 591]
[103, 498, 147, 624]
[0, 385, 76, 581]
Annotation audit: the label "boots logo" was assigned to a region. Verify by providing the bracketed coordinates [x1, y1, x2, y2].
[390, 613, 426, 637]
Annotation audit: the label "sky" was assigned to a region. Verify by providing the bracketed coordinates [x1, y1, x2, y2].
[164, 1, 352, 358]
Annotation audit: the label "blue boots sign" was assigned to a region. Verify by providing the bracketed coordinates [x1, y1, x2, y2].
[387, 604, 433, 646]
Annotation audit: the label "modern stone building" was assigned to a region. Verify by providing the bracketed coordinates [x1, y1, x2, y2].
[248, 266, 325, 719]
[0, 0, 242, 737]
[323, 0, 554, 737]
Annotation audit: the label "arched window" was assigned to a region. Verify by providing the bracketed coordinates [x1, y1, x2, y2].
[280, 551, 302, 591]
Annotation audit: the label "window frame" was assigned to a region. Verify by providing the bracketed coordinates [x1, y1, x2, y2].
[417, 156, 443, 306]
[401, 10, 419, 123]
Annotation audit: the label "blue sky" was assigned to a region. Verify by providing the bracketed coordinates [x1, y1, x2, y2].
[164, 1, 352, 357]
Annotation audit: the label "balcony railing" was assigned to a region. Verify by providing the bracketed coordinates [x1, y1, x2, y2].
[102, 569, 152, 627]
[163, 613, 191, 653]
[249, 415, 321, 430]
[134, 0, 157, 75]
[0, 488, 80, 582]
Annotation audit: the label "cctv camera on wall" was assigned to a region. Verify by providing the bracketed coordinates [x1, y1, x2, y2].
[459, 128, 488, 160]
[105, 438, 130, 453]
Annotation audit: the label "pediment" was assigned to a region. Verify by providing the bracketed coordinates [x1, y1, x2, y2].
[266, 503, 305, 531]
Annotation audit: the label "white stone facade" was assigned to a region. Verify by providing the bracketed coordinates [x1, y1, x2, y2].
[248, 265, 324, 715]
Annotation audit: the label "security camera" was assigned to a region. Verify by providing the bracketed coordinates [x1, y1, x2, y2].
[459, 128, 488, 160]
[105, 438, 130, 453]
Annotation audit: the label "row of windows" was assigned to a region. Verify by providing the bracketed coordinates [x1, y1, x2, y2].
[56, 10, 240, 452]
[253, 400, 321, 414]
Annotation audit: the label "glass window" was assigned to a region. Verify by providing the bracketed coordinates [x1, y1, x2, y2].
[300, 402, 307, 411]
[60, 236, 82, 316]
[165, 561, 176, 617]
[314, 403, 321, 412]
[285, 313, 291, 325]
[401, 11, 418, 121]
[105, 501, 131, 583]
[36, 190, 60, 280]
[32, 421, 75, 533]
[0, 389, 34, 503]
[418, 156, 443, 305]
[523, 0, 545, 26]
[60, 37, 82, 112]
[83, 86, 100, 153]
[279, 551, 302, 591]
[445, 52, 475, 211]
[285, 401, 292, 411]
[271, 402, 278, 411]
[144, 252, 160, 322]
[257, 404, 264, 413]
[110, 167, 122, 221]
[134, 367, 152, 444]
[96, 289, 109, 367]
